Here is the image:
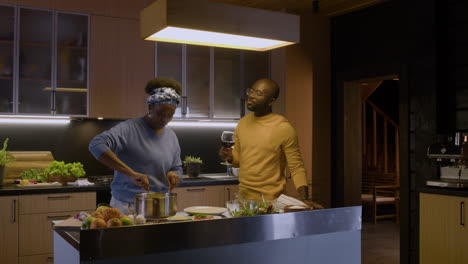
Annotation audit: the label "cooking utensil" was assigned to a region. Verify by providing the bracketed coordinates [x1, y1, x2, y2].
[135, 192, 177, 219]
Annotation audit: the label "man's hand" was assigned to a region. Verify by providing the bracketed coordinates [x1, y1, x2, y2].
[166, 171, 180, 192]
[129, 172, 150, 191]
[219, 147, 233, 163]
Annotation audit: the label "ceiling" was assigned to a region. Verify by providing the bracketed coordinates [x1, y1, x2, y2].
[212, 0, 387, 16]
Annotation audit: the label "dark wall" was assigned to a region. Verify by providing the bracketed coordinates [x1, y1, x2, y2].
[331, 0, 438, 263]
[0, 119, 232, 176]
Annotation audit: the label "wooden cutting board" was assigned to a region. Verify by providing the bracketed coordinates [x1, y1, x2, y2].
[3, 151, 54, 184]
[54, 217, 82, 230]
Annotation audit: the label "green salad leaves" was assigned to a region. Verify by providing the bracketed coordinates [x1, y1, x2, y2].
[44, 161, 86, 178]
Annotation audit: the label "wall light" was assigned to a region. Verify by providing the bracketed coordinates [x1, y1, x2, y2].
[0, 115, 71, 125]
[140, 0, 299, 51]
[167, 120, 237, 128]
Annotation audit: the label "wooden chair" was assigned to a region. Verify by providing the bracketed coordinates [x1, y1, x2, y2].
[361, 170, 400, 224]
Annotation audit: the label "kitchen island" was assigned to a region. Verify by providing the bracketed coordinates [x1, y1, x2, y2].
[53, 206, 362, 264]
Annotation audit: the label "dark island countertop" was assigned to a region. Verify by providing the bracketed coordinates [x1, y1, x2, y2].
[418, 186, 468, 197]
[0, 173, 238, 196]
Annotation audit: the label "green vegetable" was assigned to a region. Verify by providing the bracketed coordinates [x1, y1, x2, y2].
[230, 200, 277, 217]
[192, 213, 208, 218]
[21, 169, 47, 183]
[183, 156, 203, 165]
[44, 161, 86, 178]
[0, 138, 15, 166]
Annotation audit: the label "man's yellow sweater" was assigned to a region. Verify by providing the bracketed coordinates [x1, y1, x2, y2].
[231, 113, 308, 200]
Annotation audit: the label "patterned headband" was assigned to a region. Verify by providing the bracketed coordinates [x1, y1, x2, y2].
[146, 87, 181, 107]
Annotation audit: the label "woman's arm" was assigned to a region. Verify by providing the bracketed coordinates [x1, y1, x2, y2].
[98, 150, 149, 191]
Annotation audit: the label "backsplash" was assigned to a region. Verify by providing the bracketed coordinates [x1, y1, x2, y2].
[0, 119, 235, 176]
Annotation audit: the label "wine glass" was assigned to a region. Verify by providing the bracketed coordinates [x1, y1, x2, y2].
[220, 131, 234, 167]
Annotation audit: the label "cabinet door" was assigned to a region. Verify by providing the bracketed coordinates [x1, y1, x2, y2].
[213, 48, 241, 119]
[18, 8, 53, 114]
[89, 15, 153, 119]
[19, 211, 76, 256]
[186, 45, 210, 118]
[173, 185, 225, 210]
[0, 5, 15, 114]
[243, 50, 270, 115]
[420, 193, 466, 264]
[19, 254, 53, 264]
[225, 184, 239, 202]
[0, 196, 18, 263]
[19, 192, 96, 214]
[156, 42, 183, 118]
[55, 12, 88, 115]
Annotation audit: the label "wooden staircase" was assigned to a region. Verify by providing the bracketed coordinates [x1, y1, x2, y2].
[361, 95, 400, 223]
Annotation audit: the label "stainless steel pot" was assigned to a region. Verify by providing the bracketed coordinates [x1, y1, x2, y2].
[135, 192, 177, 219]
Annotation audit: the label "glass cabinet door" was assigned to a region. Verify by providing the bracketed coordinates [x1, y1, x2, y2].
[56, 12, 88, 115]
[186, 45, 210, 118]
[243, 50, 270, 115]
[18, 8, 52, 114]
[156, 42, 182, 118]
[0, 5, 15, 113]
[214, 48, 241, 119]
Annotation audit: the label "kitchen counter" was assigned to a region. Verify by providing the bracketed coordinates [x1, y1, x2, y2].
[54, 206, 362, 264]
[0, 173, 238, 196]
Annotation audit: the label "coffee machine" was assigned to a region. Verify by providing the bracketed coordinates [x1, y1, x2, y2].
[426, 133, 468, 188]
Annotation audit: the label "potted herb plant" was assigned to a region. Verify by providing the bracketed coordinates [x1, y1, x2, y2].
[183, 156, 203, 178]
[0, 138, 15, 186]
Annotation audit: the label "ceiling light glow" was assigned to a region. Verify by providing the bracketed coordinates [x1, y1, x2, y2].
[147, 27, 293, 51]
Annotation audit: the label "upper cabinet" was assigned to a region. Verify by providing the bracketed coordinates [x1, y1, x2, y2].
[0, 4, 89, 116]
[155, 42, 270, 120]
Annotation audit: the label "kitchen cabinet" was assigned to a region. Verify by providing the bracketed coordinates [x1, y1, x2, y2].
[17, 192, 95, 262]
[0, 196, 18, 264]
[420, 193, 468, 264]
[225, 184, 239, 202]
[173, 185, 226, 209]
[89, 15, 153, 119]
[154, 42, 270, 120]
[0, 4, 89, 116]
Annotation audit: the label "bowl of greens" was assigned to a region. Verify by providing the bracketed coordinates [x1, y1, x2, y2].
[226, 199, 277, 217]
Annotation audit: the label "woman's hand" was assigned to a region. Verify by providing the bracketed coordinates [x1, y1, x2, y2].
[166, 171, 180, 192]
[129, 172, 150, 191]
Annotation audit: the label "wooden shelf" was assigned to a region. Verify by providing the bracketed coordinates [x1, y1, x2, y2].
[0, 76, 13, 80]
[58, 45, 87, 51]
[0, 39, 14, 44]
[20, 42, 50, 48]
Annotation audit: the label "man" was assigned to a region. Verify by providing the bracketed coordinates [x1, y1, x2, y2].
[220, 78, 322, 208]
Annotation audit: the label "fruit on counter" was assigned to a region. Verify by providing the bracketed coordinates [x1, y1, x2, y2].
[95, 205, 110, 214]
[90, 218, 107, 229]
[90, 211, 104, 219]
[135, 214, 146, 224]
[81, 216, 95, 229]
[120, 216, 135, 226]
[119, 214, 129, 219]
[107, 218, 122, 228]
[102, 208, 120, 221]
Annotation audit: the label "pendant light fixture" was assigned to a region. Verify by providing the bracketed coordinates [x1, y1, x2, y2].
[140, 0, 299, 51]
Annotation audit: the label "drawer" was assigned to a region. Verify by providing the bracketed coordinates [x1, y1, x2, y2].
[19, 192, 96, 215]
[19, 254, 53, 264]
[19, 211, 79, 256]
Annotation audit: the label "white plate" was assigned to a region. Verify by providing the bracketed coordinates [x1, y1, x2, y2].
[184, 206, 227, 216]
[166, 215, 192, 222]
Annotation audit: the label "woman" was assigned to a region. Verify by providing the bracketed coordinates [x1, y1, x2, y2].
[89, 78, 183, 214]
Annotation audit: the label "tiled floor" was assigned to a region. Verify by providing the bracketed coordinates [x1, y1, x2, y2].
[362, 220, 400, 264]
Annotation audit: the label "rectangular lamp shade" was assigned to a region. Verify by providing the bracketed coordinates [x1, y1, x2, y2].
[140, 0, 300, 51]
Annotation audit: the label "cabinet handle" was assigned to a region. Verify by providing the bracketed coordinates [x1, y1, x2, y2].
[47, 215, 72, 220]
[47, 257, 54, 263]
[187, 188, 205, 192]
[182, 96, 187, 115]
[227, 187, 231, 200]
[47, 195, 71, 200]
[461, 201, 465, 226]
[11, 199, 16, 223]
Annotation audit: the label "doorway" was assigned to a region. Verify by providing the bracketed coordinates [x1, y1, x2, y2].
[334, 72, 409, 263]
